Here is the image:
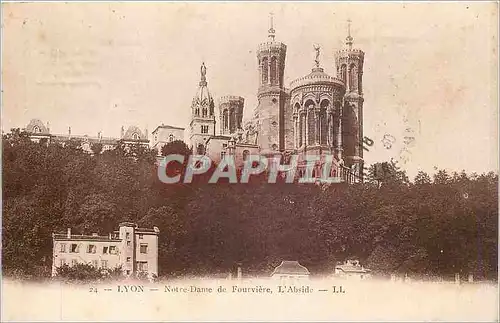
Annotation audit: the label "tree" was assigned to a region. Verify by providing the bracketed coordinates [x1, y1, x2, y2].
[54, 263, 123, 283]
[91, 143, 103, 155]
[161, 140, 191, 157]
[414, 171, 432, 185]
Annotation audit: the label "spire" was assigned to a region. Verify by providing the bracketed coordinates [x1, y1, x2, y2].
[268, 12, 275, 41]
[200, 62, 207, 86]
[346, 19, 353, 50]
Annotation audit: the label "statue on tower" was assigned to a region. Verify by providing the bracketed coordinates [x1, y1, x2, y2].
[313, 44, 321, 68]
[200, 62, 207, 82]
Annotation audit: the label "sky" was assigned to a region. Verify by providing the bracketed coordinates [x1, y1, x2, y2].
[2, 2, 498, 179]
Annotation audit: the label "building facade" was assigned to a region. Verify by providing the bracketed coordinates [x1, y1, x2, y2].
[19, 17, 365, 183]
[23, 119, 150, 154]
[151, 124, 186, 155]
[189, 18, 365, 183]
[51, 222, 159, 279]
[334, 259, 372, 280]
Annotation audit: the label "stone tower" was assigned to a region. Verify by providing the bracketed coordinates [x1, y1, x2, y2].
[189, 62, 216, 154]
[335, 20, 365, 179]
[255, 14, 287, 154]
[219, 96, 244, 135]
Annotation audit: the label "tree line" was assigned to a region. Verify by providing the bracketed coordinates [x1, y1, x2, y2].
[2, 129, 498, 281]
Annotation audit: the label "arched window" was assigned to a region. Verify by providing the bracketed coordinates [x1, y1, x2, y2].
[242, 150, 250, 161]
[132, 133, 139, 140]
[223, 109, 228, 131]
[320, 100, 329, 145]
[299, 113, 305, 147]
[305, 100, 315, 145]
[169, 134, 174, 142]
[196, 144, 205, 155]
[341, 64, 347, 83]
[195, 108, 200, 116]
[349, 63, 357, 91]
[270, 56, 277, 85]
[261, 57, 268, 84]
[294, 103, 301, 147]
[33, 126, 40, 133]
[202, 108, 207, 117]
[229, 108, 235, 133]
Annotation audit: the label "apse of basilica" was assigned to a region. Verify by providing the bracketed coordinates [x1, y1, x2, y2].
[20, 17, 365, 184]
[189, 18, 365, 183]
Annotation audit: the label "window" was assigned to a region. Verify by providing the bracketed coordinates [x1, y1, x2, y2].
[101, 260, 108, 268]
[261, 57, 268, 84]
[169, 134, 174, 142]
[126, 232, 130, 240]
[220, 151, 226, 159]
[201, 125, 209, 134]
[127, 241, 131, 246]
[70, 244, 79, 253]
[60, 243, 66, 253]
[126, 257, 131, 263]
[243, 150, 250, 161]
[137, 261, 148, 272]
[103, 246, 108, 254]
[132, 133, 139, 140]
[71, 259, 78, 266]
[91, 260, 98, 268]
[140, 244, 148, 254]
[59, 259, 66, 267]
[126, 270, 131, 275]
[87, 244, 96, 254]
[109, 246, 117, 254]
[196, 144, 205, 155]
[139, 234, 144, 240]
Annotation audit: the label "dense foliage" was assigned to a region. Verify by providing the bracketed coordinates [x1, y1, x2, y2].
[54, 263, 123, 283]
[2, 129, 498, 280]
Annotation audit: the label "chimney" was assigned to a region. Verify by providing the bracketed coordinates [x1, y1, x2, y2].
[237, 266, 242, 280]
[67, 228, 71, 239]
[68, 126, 71, 138]
[47, 122, 50, 133]
[120, 126, 125, 138]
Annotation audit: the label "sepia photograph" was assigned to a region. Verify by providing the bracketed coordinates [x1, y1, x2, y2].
[1, 1, 499, 321]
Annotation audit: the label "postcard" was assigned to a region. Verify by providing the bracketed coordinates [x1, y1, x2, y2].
[2, 1, 498, 322]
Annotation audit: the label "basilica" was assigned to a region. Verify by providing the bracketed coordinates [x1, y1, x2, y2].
[20, 17, 365, 184]
[189, 18, 365, 183]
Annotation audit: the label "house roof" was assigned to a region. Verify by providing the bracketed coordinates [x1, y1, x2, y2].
[271, 260, 310, 276]
[335, 264, 371, 274]
[152, 124, 185, 134]
[52, 233, 120, 242]
[206, 135, 232, 142]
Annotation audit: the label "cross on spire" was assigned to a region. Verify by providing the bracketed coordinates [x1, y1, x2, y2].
[268, 12, 276, 41]
[346, 18, 354, 50]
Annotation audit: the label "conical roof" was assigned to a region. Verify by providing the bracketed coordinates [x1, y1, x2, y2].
[192, 62, 214, 109]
